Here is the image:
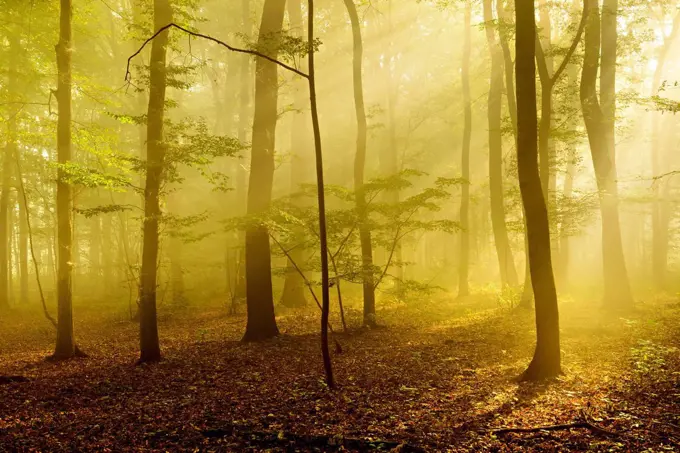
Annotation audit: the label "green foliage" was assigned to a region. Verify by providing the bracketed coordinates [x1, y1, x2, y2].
[52, 162, 131, 190]
[75, 204, 133, 218]
[162, 211, 214, 244]
[230, 169, 462, 292]
[630, 340, 677, 375]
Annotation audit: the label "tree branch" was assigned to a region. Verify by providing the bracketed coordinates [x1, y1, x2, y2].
[126, 23, 309, 82]
[492, 410, 620, 437]
[550, 0, 588, 84]
[269, 233, 343, 351]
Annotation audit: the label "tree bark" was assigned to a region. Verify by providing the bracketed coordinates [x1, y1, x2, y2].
[18, 180, 28, 305]
[0, 122, 11, 311]
[343, 0, 377, 327]
[307, 0, 334, 388]
[516, 0, 561, 381]
[496, 0, 517, 137]
[234, 0, 251, 302]
[580, 0, 633, 308]
[484, 0, 518, 287]
[53, 0, 76, 359]
[458, 0, 472, 298]
[138, 0, 172, 363]
[280, 0, 309, 309]
[242, 0, 286, 342]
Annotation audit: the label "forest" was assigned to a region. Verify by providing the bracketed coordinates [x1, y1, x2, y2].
[1, 0, 680, 450]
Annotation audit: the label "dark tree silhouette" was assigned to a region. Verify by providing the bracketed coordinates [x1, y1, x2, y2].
[53, 0, 77, 359]
[242, 0, 286, 342]
[138, 0, 172, 363]
[516, 0, 562, 381]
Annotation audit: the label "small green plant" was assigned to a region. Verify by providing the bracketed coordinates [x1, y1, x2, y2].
[630, 340, 676, 375]
[196, 328, 209, 342]
[497, 285, 522, 309]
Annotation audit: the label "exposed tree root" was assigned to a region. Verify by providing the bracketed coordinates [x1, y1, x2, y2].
[46, 345, 88, 362]
[202, 423, 427, 452]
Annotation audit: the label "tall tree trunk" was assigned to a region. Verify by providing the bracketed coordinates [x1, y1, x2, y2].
[386, 0, 403, 290]
[0, 130, 11, 311]
[484, 0, 518, 287]
[168, 193, 185, 306]
[8, 195, 15, 305]
[0, 32, 19, 310]
[496, 0, 518, 137]
[557, 158, 575, 288]
[497, 0, 534, 306]
[138, 0, 172, 363]
[458, 0, 472, 298]
[580, 0, 633, 308]
[89, 216, 101, 283]
[343, 0, 377, 327]
[242, 0, 285, 341]
[537, 0, 554, 199]
[651, 13, 680, 291]
[516, 0, 561, 381]
[307, 0, 334, 388]
[18, 181, 28, 304]
[280, 0, 309, 309]
[53, 0, 76, 358]
[234, 0, 251, 302]
[102, 213, 113, 291]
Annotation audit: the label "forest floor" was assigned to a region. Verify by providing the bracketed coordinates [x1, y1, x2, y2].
[0, 293, 679, 452]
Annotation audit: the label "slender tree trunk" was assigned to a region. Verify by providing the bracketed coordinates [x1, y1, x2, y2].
[18, 181, 28, 304]
[242, 0, 286, 342]
[496, 0, 517, 137]
[89, 216, 101, 283]
[386, 0, 402, 290]
[516, 0, 561, 381]
[651, 13, 680, 290]
[307, 0, 334, 388]
[0, 134, 11, 311]
[343, 0, 377, 327]
[102, 213, 113, 291]
[484, 0, 518, 287]
[8, 196, 15, 305]
[168, 192, 185, 306]
[138, 0, 172, 363]
[0, 33, 20, 310]
[53, 0, 76, 358]
[497, 0, 534, 305]
[537, 0, 554, 199]
[458, 0, 472, 298]
[280, 0, 309, 309]
[234, 0, 251, 302]
[557, 158, 575, 288]
[580, 0, 633, 308]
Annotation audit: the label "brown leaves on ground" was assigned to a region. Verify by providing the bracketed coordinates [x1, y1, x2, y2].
[0, 294, 679, 451]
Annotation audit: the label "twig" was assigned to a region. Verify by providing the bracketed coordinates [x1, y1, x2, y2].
[14, 154, 56, 329]
[269, 234, 343, 352]
[491, 410, 619, 437]
[15, 155, 87, 358]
